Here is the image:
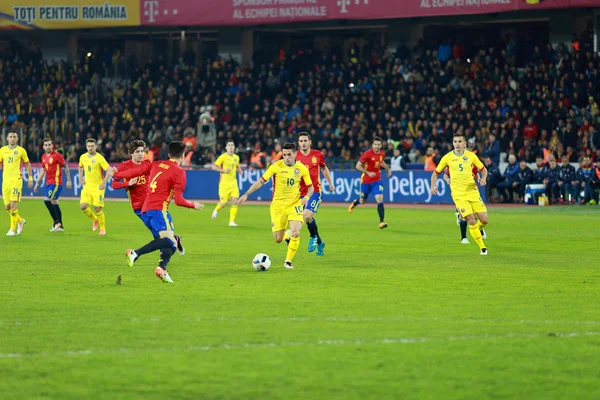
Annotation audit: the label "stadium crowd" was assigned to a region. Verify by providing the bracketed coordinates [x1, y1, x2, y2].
[1, 33, 600, 203]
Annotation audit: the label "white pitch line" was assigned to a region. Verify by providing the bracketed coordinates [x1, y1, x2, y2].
[1, 316, 599, 327]
[1, 331, 599, 360]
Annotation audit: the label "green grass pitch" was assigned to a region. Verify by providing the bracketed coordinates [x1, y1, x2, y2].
[1, 199, 599, 400]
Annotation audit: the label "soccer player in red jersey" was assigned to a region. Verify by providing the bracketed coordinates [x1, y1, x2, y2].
[348, 137, 392, 228]
[106, 142, 204, 283]
[295, 132, 335, 256]
[100, 140, 185, 255]
[33, 138, 72, 232]
[110, 140, 150, 216]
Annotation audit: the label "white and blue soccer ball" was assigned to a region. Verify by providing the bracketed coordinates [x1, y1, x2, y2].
[252, 253, 271, 271]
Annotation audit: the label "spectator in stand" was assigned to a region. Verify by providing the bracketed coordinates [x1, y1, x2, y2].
[544, 156, 561, 204]
[390, 148, 407, 171]
[532, 155, 549, 184]
[496, 154, 519, 203]
[512, 160, 534, 203]
[557, 155, 578, 203]
[576, 156, 595, 204]
[523, 118, 539, 142]
[484, 156, 502, 203]
[482, 133, 501, 166]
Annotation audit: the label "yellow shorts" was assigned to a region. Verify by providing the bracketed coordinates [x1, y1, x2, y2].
[2, 179, 22, 205]
[218, 182, 240, 203]
[80, 186, 105, 207]
[270, 200, 304, 232]
[454, 191, 487, 218]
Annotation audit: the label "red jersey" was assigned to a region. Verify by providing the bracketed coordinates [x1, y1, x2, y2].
[112, 159, 151, 211]
[296, 149, 326, 196]
[114, 159, 194, 212]
[359, 149, 385, 184]
[41, 151, 66, 185]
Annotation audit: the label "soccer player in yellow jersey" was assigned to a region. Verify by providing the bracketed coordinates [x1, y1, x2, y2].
[430, 133, 489, 255]
[78, 138, 110, 236]
[0, 131, 33, 236]
[238, 143, 313, 269]
[212, 139, 241, 226]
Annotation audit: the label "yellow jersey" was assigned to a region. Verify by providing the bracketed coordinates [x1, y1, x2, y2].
[0, 145, 29, 181]
[435, 150, 484, 197]
[215, 152, 240, 184]
[79, 152, 109, 189]
[261, 160, 312, 207]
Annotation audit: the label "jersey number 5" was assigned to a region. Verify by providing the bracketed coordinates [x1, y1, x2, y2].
[150, 172, 163, 193]
[459, 164, 464, 172]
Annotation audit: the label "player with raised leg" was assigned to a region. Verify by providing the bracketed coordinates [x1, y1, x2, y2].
[237, 143, 313, 269]
[431, 133, 489, 255]
[348, 137, 392, 228]
[296, 132, 335, 256]
[99, 140, 185, 255]
[34, 138, 72, 232]
[78, 138, 109, 236]
[0, 131, 33, 236]
[212, 139, 241, 226]
[106, 142, 204, 283]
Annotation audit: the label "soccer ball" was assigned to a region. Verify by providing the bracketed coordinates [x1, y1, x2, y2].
[252, 253, 271, 271]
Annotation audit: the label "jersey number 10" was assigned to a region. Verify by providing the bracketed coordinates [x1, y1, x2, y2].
[286, 178, 295, 187]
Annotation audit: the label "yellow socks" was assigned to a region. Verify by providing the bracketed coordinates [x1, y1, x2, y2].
[82, 207, 98, 221]
[469, 223, 486, 249]
[229, 205, 238, 224]
[283, 230, 290, 242]
[96, 210, 106, 230]
[9, 210, 17, 231]
[214, 203, 223, 212]
[286, 237, 300, 262]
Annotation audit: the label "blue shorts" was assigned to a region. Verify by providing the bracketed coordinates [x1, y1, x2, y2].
[46, 184, 63, 200]
[141, 210, 174, 239]
[304, 191, 322, 213]
[360, 181, 383, 200]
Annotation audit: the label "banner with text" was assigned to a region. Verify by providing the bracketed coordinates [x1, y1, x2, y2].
[1, 0, 140, 30]
[4, 166, 485, 205]
[140, 0, 599, 27]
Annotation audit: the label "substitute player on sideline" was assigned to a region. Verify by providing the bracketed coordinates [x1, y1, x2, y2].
[99, 140, 185, 255]
[0, 131, 33, 236]
[79, 138, 109, 235]
[431, 132, 489, 255]
[237, 143, 313, 269]
[348, 137, 392, 228]
[107, 141, 204, 283]
[211, 139, 241, 226]
[34, 138, 72, 232]
[296, 132, 335, 256]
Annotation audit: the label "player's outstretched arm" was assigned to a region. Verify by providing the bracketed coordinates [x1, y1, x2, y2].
[64, 164, 72, 190]
[238, 179, 266, 206]
[33, 169, 46, 192]
[356, 161, 375, 177]
[381, 160, 392, 178]
[430, 171, 440, 195]
[173, 187, 203, 210]
[114, 163, 151, 180]
[321, 165, 335, 192]
[479, 167, 488, 186]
